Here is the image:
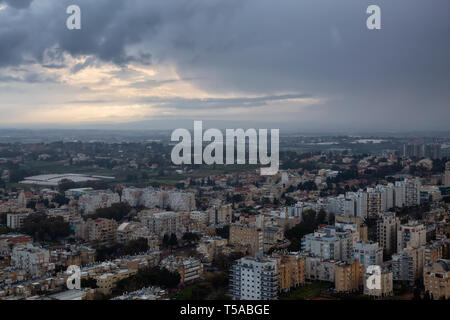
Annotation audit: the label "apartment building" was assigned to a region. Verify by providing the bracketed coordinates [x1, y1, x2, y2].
[366, 188, 385, 218]
[6, 212, 30, 230]
[397, 221, 426, 252]
[116, 221, 143, 244]
[161, 256, 203, 283]
[229, 257, 278, 300]
[87, 218, 118, 242]
[229, 224, 263, 257]
[0, 234, 33, 255]
[272, 253, 305, 292]
[445, 161, 450, 187]
[425, 241, 444, 266]
[196, 237, 228, 263]
[140, 211, 187, 237]
[304, 255, 335, 282]
[392, 246, 425, 284]
[335, 215, 368, 243]
[334, 259, 364, 293]
[302, 225, 356, 262]
[11, 244, 53, 278]
[424, 259, 450, 300]
[377, 212, 399, 256]
[363, 268, 393, 297]
[353, 241, 383, 267]
[209, 204, 233, 225]
[95, 268, 137, 295]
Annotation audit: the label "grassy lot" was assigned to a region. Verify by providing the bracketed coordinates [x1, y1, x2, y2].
[280, 282, 332, 300]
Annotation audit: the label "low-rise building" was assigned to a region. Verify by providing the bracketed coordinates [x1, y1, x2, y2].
[424, 259, 450, 300]
[161, 256, 203, 283]
[11, 244, 54, 278]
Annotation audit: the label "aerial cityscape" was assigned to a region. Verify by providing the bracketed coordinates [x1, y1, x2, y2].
[0, 0, 449, 311]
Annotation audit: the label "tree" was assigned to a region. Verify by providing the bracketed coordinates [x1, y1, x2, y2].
[162, 234, 170, 248]
[316, 209, 327, 225]
[20, 213, 72, 241]
[215, 225, 229, 239]
[113, 267, 180, 296]
[169, 233, 178, 248]
[182, 232, 200, 246]
[58, 179, 78, 193]
[87, 202, 131, 221]
[81, 277, 98, 289]
[53, 193, 70, 206]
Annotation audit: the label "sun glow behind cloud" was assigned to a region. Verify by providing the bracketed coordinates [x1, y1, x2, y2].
[0, 53, 318, 125]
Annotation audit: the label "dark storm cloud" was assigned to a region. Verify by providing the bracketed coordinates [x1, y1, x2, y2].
[0, 0, 33, 9]
[0, 0, 242, 67]
[0, 0, 449, 130]
[138, 93, 313, 110]
[64, 93, 312, 110]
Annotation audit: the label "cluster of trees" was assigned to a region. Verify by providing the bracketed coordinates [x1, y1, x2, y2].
[213, 252, 244, 271]
[162, 233, 178, 249]
[215, 225, 229, 239]
[297, 181, 318, 191]
[58, 179, 110, 193]
[81, 277, 98, 289]
[96, 238, 149, 261]
[113, 267, 180, 296]
[20, 213, 72, 242]
[182, 232, 200, 246]
[284, 209, 329, 251]
[87, 202, 132, 222]
[176, 272, 230, 300]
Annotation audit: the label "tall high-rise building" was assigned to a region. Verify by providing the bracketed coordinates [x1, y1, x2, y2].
[403, 142, 441, 159]
[377, 212, 399, 256]
[366, 188, 384, 218]
[229, 257, 278, 300]
[394, 179, 421, 207]
[397, 221, 426, 252]
[424, 144, 442, 160]
[445, 161, 450, 187]
[404, 178, 421, 206]
[392, 246, 425, 284]
[394, 182, 406, 208]
[404, 142, 425, 158]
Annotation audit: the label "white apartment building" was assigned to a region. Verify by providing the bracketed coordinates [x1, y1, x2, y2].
[229, 257, 278, 300]
[392, 246, 425, 284]
[394, 179, 421, 208]
[302, 225, 356, 262]
[11, 244, 53, 278]
[7, 212, 29, 229]
[353, 241, 383, 267]
[397, 221, 426, 252]
[140, 211, 187, 237]
[304, 255, 335, 282]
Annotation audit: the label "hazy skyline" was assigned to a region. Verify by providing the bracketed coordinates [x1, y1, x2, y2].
[0, 0, 449, 131]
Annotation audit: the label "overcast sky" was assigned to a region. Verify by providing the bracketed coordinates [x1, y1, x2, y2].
[0, 0, 449, 132]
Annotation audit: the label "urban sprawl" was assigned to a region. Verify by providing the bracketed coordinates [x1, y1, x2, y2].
[0, 136, 449, 300]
